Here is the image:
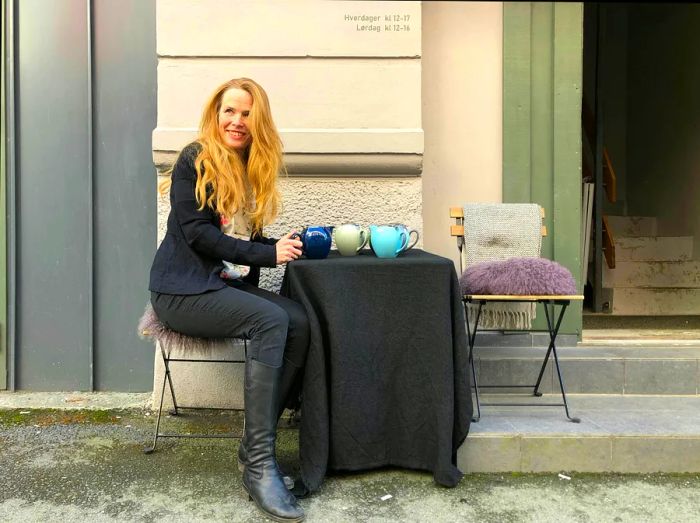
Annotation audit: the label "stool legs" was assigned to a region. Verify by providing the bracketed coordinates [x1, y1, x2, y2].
[143, 340, 248, 455]
[543, 303, 580, 423]
[464, 301, 483, 423]
[464, 298, 578, 423]
[144, 342, 172, 454]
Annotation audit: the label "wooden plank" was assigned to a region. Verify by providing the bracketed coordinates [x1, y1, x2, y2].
[450, 225, 464, 237]
[451, 206, 542, 218]
[465, 294, 584, 301]
[450, 206, 546, 237]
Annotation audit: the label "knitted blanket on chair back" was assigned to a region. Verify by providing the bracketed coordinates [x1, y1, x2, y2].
[462, 203, 543, 330]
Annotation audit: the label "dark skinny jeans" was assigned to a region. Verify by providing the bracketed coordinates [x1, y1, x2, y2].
[150, 281, 309, 369]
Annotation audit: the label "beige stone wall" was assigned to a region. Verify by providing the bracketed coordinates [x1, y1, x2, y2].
[421, 2, 503, 268]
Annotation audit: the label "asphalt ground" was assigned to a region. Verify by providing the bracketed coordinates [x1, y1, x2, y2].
[1, 407, 700, 523]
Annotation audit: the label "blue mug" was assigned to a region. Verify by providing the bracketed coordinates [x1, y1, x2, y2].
[369, 225, 407, 258]
[292, 226, 334, 259]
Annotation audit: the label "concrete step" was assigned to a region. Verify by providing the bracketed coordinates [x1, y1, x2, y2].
[458, 394, 700, 473]
[606, 215, 658, 237]
[473, 345, 700, 395]
[608, 287, 700, 315]
[582, 314, 700, 330]
[615, 236, 693, 262]
[582, 328, 700, 346]
[603, 260, 700, 288]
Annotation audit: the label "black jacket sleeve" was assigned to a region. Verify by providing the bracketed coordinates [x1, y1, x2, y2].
[170, 146, 277, 268]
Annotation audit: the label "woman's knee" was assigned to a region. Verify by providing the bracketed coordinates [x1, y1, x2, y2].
[254, 303, 290, 338]
[286, 302, 310, 339]
[283, 303, 310, 367]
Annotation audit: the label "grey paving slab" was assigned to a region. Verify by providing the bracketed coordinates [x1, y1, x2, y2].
[473, 332, 579, 348]
[482, 345, 700, 359]
[560, 359, 625, 394]
[457, 436, 521, 473]
[612, 438, 700, 473]
[482, 411, 608, 436]
[625, 359, 698, 394]
[532, 333, 579, 348]
[466, 415, 515, 435]
[589, 410, 700, 436]
[568, 394, 700, 411]
[476, 358, 554, 394]
[474, 331, 533, 347]
[472, 347, 700, 395]
[0, 391, 151, 410]
[520, 437, 612, 473]
[472, 394, 700, 438]
[457, 395, 700, 473]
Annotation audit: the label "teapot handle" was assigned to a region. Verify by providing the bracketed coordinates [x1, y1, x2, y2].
[396, 231, 408, 254]
[357, 228, 369, 252]
[405, 229, 419, 251]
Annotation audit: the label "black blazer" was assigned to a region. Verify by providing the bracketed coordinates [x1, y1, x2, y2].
[149, 143, 277, 295]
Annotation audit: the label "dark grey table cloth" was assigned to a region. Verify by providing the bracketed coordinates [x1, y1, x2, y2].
[280, 249, 472, 492]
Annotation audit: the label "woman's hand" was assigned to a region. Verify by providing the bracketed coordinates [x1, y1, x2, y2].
[276, 231, 303, 264]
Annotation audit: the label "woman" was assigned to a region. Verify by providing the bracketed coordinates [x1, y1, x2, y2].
[149, 78, 308, 522]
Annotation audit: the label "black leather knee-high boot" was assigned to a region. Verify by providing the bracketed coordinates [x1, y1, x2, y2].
[238, 357, 303, 473]
[241, 359, 304, 522]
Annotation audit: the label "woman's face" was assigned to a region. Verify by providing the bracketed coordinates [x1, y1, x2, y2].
[218, 88, 253, 152]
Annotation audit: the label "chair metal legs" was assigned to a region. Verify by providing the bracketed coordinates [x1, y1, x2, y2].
[465, 301, 483, 422]
[464, 299, 579, 423]
[143, 339, 248, 454]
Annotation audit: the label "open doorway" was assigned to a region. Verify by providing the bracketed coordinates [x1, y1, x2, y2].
[581, 3, 700, 344]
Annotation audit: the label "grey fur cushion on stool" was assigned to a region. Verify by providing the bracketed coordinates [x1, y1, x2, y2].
[137, 303, 231, 354]
[459, 257, 577, 296]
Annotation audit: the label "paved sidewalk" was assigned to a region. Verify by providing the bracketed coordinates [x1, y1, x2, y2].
[1, 394, 700, 522]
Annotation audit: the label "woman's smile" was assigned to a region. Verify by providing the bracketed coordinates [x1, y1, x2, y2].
[218, 88, 253, 151]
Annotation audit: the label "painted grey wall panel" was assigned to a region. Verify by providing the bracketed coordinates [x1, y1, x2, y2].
[93, 0, 156, 390]
[16, 0, 91, 389]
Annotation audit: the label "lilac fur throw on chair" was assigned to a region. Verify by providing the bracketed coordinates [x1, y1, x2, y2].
[459, 257, 576, 296]
[137, 303, 231, 353]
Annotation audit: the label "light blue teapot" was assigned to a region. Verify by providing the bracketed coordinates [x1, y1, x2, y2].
[369, 225, 407, 258]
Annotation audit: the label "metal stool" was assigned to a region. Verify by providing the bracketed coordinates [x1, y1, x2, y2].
[138, 304, 248, 454]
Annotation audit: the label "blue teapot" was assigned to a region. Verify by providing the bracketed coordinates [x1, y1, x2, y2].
[369, 225, 408, 258]
[293, 226, 334, 259]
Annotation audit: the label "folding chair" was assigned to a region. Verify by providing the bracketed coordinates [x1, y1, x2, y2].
[138, 304, 248, 453]
[450, 205, 584, 423]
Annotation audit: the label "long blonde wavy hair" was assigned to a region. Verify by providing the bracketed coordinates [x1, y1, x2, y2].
[159, 78, 283, 233]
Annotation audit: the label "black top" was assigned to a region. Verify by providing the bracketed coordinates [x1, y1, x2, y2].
[280, 249, 472, 492]
[149, 142, 277, 295]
